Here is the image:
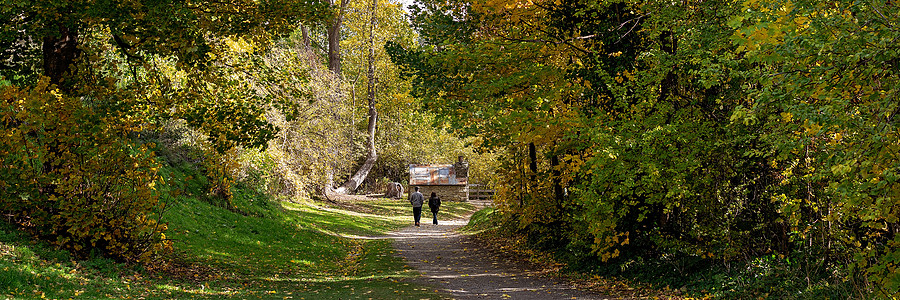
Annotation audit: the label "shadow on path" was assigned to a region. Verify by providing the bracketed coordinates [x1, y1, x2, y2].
[391, 216, 608, 299]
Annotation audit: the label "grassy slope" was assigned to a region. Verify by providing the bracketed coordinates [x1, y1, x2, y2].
[0, 166, 476, 299]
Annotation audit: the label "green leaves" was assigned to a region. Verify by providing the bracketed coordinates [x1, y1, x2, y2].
[733, 1, 900, 294]
[397, 0, 900, 296]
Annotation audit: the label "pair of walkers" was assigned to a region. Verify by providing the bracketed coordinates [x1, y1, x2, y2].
[408, 186, 441, 226]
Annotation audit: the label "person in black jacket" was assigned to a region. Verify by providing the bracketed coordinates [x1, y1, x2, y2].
[428, 192, 441, 225]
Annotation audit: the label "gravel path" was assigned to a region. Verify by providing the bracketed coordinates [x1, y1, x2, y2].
[389, 216, 608, 299]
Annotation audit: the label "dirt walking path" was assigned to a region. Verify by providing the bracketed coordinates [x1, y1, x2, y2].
[389, 215, 608, 299]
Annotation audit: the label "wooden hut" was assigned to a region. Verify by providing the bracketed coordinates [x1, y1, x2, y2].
[408, 156, 469, 201]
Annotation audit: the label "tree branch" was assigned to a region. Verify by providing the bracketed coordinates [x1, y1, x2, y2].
[111, 33, 144, 63]
[614, 13, 648, 44]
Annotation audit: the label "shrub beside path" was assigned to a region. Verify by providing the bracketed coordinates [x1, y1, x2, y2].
[389, 208, 608, 300]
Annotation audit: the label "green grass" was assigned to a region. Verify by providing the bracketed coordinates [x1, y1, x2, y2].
[0, 173, 477, 299]
[460, 207, 496, 234]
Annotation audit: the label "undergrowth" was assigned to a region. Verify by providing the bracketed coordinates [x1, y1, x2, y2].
[464, 207, 867, 299]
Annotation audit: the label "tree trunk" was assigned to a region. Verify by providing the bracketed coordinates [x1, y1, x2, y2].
[326, 0, 348, 76]
[528, 142, 537, 180]
[301, 24, 311, 49]
[42, 24, 80, 91]
[323, 0, 350, 196]
[658, 30, 677, 103]
[330, 0, 378, 195]
[36, 23, 80, 204]
[550, 154, 565, 210]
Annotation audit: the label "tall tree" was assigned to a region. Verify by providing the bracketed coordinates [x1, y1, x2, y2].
[341, 0, 462, 191]
[331, 0, 380, 194]
[327, 0, 349, 75]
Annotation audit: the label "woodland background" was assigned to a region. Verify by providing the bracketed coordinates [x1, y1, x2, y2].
[1, 0, 899, 298]
[1, 0, 486, 267]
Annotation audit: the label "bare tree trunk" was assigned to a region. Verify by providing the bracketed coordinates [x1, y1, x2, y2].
[550, 154, 565, 211]
[528, 142, 537, 180]
[658, 30, 677, 103]
[301, 24, 311, 49]
[326, 0, 348, 76]
[42, 24, 80, 92]
[331, 0, 378, 195]
[322, 0, 349, 197]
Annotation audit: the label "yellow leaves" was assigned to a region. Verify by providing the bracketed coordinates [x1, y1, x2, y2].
[224, 37, 257, 54]
[829, 131, 844, 146]
[793, 15, 810, 28]
[730, 105, 758, 125]
[803, 121, 822, 136]
[741, 26, 785, 51]
[623, 70, 635, 81]
[780, 112, 793, 123]
[594, 231, 629, 262]
[601, 249, 621, 262]
[742, 0, 761, 9]
[503, 0, 534, 10]
[831, 159, 855, 176]
[471, 0, 544, 27]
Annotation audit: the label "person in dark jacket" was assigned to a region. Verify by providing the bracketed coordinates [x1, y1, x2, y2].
[428, 192, 441, 225]
[408, 186, 424, 226]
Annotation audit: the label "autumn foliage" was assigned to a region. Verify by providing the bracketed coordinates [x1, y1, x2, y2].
[0, 80, 171, 262]
[395, 0, 900, 296]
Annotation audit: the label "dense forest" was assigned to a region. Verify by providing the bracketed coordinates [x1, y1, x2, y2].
[389, 0, 900, 298]
[1, 0, 898, 298]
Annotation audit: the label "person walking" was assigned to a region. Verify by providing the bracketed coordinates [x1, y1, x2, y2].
[408, 186, 425, 227]
[428, 192, 441, 225]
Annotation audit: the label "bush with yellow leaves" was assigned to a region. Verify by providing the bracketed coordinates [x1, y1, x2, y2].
[0, 80, 172, 263]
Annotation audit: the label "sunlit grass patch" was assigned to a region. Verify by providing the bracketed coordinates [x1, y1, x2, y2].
[461, 207, 497, 234]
